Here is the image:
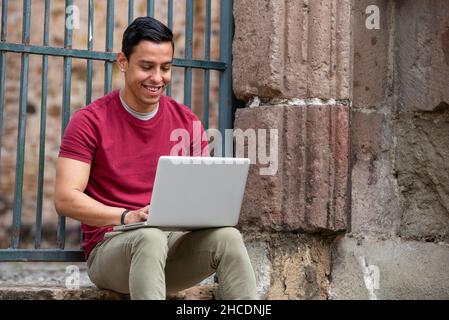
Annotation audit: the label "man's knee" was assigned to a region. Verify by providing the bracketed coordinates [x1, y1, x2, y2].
[214, 227, 243, 240]
[207, 228, 251, 269]
[130, 228, 168, 249]
[209, 227, 245, 249]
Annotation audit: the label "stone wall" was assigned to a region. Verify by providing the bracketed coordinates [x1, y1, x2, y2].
[234, 0, 449, 299]
[330, 0, 449, 299]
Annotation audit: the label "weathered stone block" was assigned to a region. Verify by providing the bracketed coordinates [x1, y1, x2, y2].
[244, 232, 332, 300]
[396, 0, 449, 112]
[350, 110, 401, 236]
[235, 103, 349, 233]
[353, 0, 394, 108]
[233, 0, 353, 100]
[330, 236, 449, 299]
[396, 111, 449, 242]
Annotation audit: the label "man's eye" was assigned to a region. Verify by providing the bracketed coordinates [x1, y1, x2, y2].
[162, 66, 171, 71]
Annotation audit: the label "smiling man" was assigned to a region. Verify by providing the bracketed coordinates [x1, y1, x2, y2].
[53, 16, 258, 300]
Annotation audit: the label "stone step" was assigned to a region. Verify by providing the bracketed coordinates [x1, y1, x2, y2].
[0, 262, 216, 300]
[0, 284, 216, 300]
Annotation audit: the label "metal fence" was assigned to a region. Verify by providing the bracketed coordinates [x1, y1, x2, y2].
[0, 0, 233, 261]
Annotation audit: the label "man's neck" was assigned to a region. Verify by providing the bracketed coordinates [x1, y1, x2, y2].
[120, 88, 158, 113]
[119, 90, 159, 121]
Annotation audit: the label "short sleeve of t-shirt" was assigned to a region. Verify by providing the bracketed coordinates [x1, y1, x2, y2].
[59, 109, 98, 164]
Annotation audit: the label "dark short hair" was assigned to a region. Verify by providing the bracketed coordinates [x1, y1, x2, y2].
[122, 16, 174, 59]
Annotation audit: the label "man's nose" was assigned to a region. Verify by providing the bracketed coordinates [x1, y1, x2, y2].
[149, 68, 163, 83]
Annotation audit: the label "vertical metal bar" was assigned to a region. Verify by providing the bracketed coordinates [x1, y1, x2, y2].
[203, 0, 211, 129]
[147, 0, 154, 17]
[35, 0, 51, 249]
[62, 0, 73, 132]
[167, 0, 173, 30]
[86, 0, 94, 105]
[0, 0, 8, 166]
[183, 0, 194, 108]
[104, 0, 114, 94]
[128, 0, 134, 25]
[59, 0, 74, 249]
[82, 0, 95, 249]
[166, 0, 173, 97]
[218, 0, 234, 156]
[1, 0, 7, 41]
[11, 0, 31, 249]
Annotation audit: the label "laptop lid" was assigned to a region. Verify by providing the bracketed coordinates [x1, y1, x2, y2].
[147, 156, 250, 230]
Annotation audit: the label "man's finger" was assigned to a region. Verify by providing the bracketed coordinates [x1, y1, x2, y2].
[140, 212, 148, 220]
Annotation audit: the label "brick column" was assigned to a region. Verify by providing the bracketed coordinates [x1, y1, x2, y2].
[233, 0, 352, 233]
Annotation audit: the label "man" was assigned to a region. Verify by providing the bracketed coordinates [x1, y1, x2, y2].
[54, 17, 258, 300]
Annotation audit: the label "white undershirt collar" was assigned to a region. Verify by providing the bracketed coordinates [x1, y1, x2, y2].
[119, 91, 159, 121]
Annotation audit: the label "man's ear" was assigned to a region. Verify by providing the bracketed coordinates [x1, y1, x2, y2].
[116, 52, 128, 72]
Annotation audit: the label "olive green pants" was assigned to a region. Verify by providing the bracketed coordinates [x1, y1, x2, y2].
[86, 227, 258, 300]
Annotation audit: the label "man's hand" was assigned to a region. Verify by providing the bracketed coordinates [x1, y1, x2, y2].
[124, 205, 149, 224]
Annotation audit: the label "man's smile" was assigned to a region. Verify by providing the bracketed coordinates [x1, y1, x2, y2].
[142, 84, 164, 95]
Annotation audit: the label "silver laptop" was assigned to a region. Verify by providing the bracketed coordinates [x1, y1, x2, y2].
[113, 156, 250, 231]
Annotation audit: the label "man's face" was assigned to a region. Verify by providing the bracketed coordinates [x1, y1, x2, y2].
[117, 40, 173, 112]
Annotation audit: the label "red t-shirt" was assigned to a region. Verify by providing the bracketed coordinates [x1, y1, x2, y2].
[58, 90, 208, 259]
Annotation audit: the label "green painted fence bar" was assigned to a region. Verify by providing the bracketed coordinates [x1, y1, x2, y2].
[0, 0, 8, 168]
[203, 0, 211, 130]
[1, 0, 6, 40]
[128, 0, 134, 25]
[183, 0, 194, 108]
[174, 58, 224, 70]
[167, 0, 173, 30]
[35, 0, 51, 249]
[59, 0, 75, 250]
[0, 43, 117, 61]
[166, 0, 173, 97]
[84, 0, 95, 248]
[0, 43, 226, 70]
[104, 0, 114, 94]
[0, 0, 234, 261]
[62, 0, 73, 133]
[86, 0, 94, 105]
[12, 0, 31, 249]
[219, 0, 234, 157]
[0, 249, 85, 262]
[147, 0, 154, 18]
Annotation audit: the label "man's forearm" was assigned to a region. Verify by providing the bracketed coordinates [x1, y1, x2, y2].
[55, 190, 125, 227]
